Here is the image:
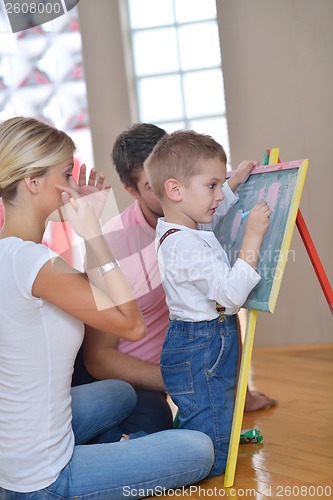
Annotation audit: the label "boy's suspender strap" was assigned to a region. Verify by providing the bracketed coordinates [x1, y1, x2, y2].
[157, 228, 181, 252]
[158, 226, 226, 320]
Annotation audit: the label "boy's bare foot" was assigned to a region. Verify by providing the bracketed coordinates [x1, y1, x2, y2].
[244, 389, 277, 412]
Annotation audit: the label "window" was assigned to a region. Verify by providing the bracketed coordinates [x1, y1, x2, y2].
[127, 0, 231, 165]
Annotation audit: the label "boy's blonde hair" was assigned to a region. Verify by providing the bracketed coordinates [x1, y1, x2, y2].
[144, 130, 227, 200]
[0, 117, 76, 201]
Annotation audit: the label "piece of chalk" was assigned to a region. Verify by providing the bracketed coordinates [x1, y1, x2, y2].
[69, 197, 77, 209]
[240, 210, 250, 219]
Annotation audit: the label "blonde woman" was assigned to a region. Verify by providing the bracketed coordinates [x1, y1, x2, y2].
[0, 117, 214, 499]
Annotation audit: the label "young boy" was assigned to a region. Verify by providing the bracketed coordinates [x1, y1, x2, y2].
[144, 130, 271, 476]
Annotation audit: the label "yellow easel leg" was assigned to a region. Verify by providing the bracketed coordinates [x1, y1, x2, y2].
[224, 309, 258, 487]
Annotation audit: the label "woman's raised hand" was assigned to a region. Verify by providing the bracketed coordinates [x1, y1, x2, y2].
[76, 164, 111, 221]
[77, 164, 111, 195]
[55, 185, 101, 240]
[54, 164, 111, 235]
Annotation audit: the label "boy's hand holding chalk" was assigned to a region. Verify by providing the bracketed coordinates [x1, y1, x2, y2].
[241, 210, 250, 219]
[241, 202, 270, 219]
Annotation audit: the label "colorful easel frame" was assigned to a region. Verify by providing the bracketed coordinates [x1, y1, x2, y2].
[224, 148, 309, 487]
[224, 148, 333, 487]
[222, 150, 309, 313]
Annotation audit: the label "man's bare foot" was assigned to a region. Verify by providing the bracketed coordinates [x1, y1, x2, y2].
[120, 434, 129, 441]
[244, 389, 278, 412]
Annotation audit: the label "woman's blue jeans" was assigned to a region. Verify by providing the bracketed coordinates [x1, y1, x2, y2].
[0, 379, 214, 499]
[161, 315, 239, 477]
[72, 346, 174, 442]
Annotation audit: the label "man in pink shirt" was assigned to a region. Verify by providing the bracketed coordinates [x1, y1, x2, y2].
[72, 124, 174, 437]
[72, 124, 276, 439]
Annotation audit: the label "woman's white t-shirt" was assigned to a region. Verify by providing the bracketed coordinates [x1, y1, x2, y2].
[0, 238, 84, 492]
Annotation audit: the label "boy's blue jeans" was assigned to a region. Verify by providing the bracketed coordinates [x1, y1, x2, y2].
[161, 314, 239, 477]
[0, 380, 214, 499]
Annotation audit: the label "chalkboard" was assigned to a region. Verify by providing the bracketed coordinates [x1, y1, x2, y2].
[214, 159, 308, 312]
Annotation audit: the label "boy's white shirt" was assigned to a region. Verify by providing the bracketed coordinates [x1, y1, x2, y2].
[156, 181, 261, 320]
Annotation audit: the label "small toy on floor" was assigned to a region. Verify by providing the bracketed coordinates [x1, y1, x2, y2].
[240, 428, 263, 444]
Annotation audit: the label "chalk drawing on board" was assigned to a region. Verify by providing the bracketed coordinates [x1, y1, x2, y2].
[214, 159, 308, 313]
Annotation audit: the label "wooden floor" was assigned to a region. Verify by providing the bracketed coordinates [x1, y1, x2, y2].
[161, 344, 333, 499]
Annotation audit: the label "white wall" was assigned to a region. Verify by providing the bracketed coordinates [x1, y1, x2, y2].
[217, 0, 333, 345]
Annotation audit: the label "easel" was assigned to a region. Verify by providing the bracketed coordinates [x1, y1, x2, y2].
[224, 148, 333, 488]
